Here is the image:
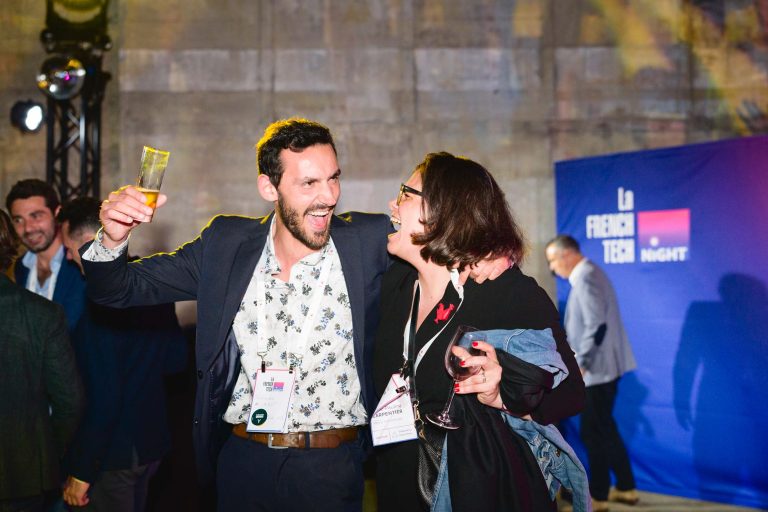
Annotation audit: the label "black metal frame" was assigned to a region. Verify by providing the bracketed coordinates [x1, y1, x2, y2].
[44, 54, 109, 202]
[41, 0, 111, 202]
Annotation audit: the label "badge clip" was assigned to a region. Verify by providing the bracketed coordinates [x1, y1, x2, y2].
[412, 400, 426, 441]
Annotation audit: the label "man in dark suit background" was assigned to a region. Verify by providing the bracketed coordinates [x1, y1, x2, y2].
[0, 208, 84, 512]
[57, 197, 187, 511]
[6, 179, 86, 333]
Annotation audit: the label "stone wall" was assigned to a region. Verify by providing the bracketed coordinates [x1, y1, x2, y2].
[3, 0, 768, 323]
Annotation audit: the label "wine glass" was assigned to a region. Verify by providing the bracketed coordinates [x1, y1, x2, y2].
[136, 145, 170, 219]
[426, 325, 485, 429]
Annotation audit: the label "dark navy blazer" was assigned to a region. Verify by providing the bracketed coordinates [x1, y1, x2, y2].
[14, 252, 86, 335]
[82, 212, 392, 483]
[64, 299, 187, 483]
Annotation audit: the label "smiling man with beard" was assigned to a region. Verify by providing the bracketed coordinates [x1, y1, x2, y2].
[6, 179, 86, 334]
[79, 118, 391, 511]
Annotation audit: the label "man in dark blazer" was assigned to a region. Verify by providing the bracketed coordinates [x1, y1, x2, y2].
[6, 179, 86, 333]
[58, 197, 187, 511]
[81, 119, 393, 511]
[0, 208, 84, 512]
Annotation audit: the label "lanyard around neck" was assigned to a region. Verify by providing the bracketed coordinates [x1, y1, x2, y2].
[401, 269, 465, 375]
[404, 285, 421, 406]
[254, 251, 334, 369]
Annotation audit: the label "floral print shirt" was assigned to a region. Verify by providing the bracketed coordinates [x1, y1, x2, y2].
[223, 221, 365, 431]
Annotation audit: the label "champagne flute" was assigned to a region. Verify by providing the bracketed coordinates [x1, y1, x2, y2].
[426, 325, 485, 430]
[136, 145, 170, 217]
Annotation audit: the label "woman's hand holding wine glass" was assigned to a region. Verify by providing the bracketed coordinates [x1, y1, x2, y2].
[427, 326, 505, 430]
[452, 338, 504, 410]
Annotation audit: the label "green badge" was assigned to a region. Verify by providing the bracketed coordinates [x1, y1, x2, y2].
[251, 408, 268, 426]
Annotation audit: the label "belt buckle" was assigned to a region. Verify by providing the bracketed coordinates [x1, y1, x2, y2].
[267, 433, 289, 450]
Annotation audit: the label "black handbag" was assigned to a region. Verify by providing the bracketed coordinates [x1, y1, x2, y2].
[416, 421, 446, 509]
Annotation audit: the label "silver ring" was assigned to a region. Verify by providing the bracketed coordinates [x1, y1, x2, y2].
[481, 368, 486, 383]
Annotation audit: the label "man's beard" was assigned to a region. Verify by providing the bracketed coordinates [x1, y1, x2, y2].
[23, 229, 56, 253]
[276, 194, 333, 251]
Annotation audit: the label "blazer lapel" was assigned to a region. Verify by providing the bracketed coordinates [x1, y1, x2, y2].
[13, 257, 29, 287]
[215, 234, 269, 354]
[52, 260, 76, 303]
[330, 218, 367, 394]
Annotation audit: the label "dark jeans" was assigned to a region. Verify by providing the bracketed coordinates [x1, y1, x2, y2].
[216, 433, 365, 512]
[581, 378, 636, 500]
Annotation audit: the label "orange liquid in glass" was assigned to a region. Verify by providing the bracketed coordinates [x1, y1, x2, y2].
[137, 187, 160, 209]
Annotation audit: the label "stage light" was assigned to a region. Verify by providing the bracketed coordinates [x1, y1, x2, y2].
[10, 100, 45, 133]
[41, 0, 111, 52]
[35, 0, 112, 201]
[36, 56, 86, 100]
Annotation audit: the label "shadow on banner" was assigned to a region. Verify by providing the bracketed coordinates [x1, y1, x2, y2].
[673, 273, 768, 502]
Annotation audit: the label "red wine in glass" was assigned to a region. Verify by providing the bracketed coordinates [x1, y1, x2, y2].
[426, 325, 485, 429]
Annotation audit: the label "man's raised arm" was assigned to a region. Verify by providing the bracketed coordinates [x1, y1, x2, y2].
[99, 185, 167, 249]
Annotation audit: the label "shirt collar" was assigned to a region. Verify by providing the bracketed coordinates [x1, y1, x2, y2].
[261, 216, 333, 275]
[21, 244, 65, 273]
[568, 257, 588, 286]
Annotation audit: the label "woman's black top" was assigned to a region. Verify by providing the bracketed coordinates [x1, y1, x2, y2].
[373, 260, 584, 512]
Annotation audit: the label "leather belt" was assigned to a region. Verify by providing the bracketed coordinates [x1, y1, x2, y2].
[232, 423, 359, 449]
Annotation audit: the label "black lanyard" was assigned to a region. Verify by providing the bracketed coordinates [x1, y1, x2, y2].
[402, 285, 425, 438]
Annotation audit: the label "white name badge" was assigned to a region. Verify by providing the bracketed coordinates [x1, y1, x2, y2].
[246, 368, 297, 433]
[371, 374, 418, 446]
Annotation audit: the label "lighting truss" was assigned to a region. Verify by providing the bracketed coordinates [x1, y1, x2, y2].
[40, 0, 111, 202]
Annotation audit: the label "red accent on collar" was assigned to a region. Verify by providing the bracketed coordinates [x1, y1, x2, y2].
[434, 303, 456, 324]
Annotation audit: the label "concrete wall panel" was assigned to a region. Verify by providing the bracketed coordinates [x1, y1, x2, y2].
[3, 0, 768, 305]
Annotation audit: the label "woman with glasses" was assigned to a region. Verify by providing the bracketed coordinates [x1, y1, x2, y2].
[373, 152, 586, 511]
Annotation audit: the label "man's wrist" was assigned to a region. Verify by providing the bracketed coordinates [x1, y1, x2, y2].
[82, 229, 128, 262]
[99, 228, 128, 250]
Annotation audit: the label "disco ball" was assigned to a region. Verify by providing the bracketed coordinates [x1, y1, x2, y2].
[37, 56, 86, 100]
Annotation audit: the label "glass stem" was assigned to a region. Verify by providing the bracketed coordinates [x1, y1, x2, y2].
[439, 380, 458, 419]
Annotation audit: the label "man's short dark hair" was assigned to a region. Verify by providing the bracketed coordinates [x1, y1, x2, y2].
[57, 197, 102, 238]
[546, 234, 581, 253]
[256, 118, 337, 187]
[5, 179, 60, 213]
[411, 152, 526, 270]
[0, 209, 20, 272]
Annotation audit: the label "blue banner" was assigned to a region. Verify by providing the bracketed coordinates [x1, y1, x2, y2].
[554, 136, 768, 509]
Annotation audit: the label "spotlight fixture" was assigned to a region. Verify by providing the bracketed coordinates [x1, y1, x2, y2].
[10, 100, 45, 133]
[36, 55, 87, 100]
[41, 0, 111, 53]
[36, 0, 112, 201]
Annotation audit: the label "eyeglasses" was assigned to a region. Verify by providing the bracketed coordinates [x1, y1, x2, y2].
[396, 183, 422, 206]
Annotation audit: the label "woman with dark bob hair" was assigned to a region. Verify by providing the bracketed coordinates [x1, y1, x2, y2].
[373, 152, 585, 511]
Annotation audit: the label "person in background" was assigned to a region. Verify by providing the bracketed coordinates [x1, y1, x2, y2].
[6, 179, 86, 333]
[0, 208, 84, 512]
[57, 197, 187, 512]
[545, 235, 638, 511]
[374, 152, 585, 511]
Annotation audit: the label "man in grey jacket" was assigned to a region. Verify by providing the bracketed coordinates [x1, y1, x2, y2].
[546, 235, 638, 511]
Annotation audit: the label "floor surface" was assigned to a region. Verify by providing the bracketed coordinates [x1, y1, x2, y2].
[555, 490, 767, 512]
